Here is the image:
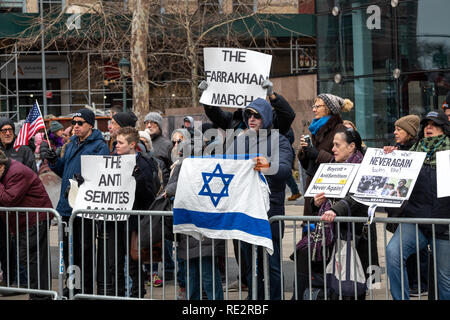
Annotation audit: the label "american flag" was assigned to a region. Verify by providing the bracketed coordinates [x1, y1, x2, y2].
[13, 101, 46, 151]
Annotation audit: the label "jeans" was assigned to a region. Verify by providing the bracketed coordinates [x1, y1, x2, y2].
[386, 223, 450, 300]
[242, 237, 282, 300]
[187, 256, 223, 300]
[286, 174, 300, 195]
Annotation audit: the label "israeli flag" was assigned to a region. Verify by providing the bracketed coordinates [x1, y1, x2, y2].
[173, 156, 273, 254]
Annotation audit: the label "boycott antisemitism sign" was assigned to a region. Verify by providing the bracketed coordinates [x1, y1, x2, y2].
[349, 148, 426, 207]
[304, 163, 360, 198]
[199, 48, 272, 108]
[73, 155, 136, 221]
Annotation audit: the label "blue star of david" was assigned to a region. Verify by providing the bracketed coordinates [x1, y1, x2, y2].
[198, 164, 234, 207]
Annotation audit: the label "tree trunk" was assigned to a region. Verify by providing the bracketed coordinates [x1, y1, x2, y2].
[131, 0, 150, 128]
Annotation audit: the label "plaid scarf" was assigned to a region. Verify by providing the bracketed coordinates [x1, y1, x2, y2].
[411, 135, 450, 168]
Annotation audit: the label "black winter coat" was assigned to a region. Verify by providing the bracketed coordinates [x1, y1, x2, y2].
[203, 93, 296, 136]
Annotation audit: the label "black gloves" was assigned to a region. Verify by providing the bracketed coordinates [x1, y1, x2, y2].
[305, 146, 319, 160]
[63, 174, 84, 199]
[45, 148, 58, 165]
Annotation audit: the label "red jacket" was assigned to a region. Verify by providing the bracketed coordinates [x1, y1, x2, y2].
[0, 159, 53, 234]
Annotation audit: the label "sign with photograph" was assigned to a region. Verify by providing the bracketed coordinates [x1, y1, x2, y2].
[436, 150, 450, 198]
[199, 48, 272, 108]
[73, 155, 136, 221]
[304, 163, 360, 198]
[349, 148, 426, 207]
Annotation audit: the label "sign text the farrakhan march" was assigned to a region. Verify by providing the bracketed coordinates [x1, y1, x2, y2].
[350, 148, 426, 207]
[304, 163, 360, 198]
[199, 48, 272, 108]
[73, 155, 136, 221]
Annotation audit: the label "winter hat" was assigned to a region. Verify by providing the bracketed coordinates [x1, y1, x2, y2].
[443, 91, 450, 110]
[144, 112, 163, 130]
[0, 117, 15, 132]
[50, 121, 64, 133]
[72, 108, 95, 127]
[0, 150, 8, 165]
[420, 110, 449, 127]
[395, 114, 420, 138]
[113, 111, 138, 128]
[317, 94, 354, 115]
[183, 116, 194, 127]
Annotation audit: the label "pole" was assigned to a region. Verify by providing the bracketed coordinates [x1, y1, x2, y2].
[40, 0, 48, 117]
[122, 77, 126, 112]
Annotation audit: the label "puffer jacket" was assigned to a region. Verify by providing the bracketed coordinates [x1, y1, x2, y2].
[49, 129, 110, 216]
[0, 159, 53, 234]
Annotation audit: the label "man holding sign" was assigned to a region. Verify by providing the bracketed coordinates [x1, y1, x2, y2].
[46, 108, 110, 296]
[199, 48, 295, 137]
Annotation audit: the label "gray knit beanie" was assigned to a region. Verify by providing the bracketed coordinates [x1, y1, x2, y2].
[50, 121, 64, 133]
[144, 112, 163, 130]
[317, 93, 354, 115]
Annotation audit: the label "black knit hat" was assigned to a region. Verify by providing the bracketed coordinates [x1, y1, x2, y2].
[113, 111, 138, 128]
[72, 108, 95, 127]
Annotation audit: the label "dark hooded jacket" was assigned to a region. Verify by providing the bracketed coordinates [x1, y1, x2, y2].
[225, 98, 294, 240]
[0, 159, 53, 234]
[203, 93, 296, 136]
[49, 129, 110, 216]
[0, 118, 37, 173]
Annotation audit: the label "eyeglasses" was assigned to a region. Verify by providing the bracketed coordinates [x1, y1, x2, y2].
[244, 110, 262, 119]
[172, 139, 183, 146]
[311, 104, 326, 109]
[71, 120, 87, 126]
[0, 128, 13, 134]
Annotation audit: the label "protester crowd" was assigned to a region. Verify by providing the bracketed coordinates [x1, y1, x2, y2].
[0, 83, 449, 301]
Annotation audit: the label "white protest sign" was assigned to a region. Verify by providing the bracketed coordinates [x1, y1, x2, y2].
[349, 148, 426, 207]
[73, 155, 136, 221]
[304, 163, 360, 198]
[199, 48, 272, 108]
[436, 150, 450, 198]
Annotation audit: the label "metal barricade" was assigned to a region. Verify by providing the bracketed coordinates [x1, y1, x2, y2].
[0, 207, 63, 300]
[68, 209, 258, 300]
[264, 215, 450, 300]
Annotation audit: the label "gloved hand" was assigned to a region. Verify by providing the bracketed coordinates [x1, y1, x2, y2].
[253, 156, 270, 173]
[261, 79, 273, 96]
[73, 173, 85, 187]
[45, 148, 58, 165]
[198, 80, 208, 91]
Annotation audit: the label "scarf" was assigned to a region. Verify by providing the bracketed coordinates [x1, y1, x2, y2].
[345, 150, 364, 164]
[411, 135, 450, 168]
[308, 115, 331, 136]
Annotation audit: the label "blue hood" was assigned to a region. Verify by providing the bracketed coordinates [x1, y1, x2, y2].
[243, 98, 273, 129]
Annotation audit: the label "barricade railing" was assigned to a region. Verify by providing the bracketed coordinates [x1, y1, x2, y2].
[265, 215, 450, 301]
[68, 209, 258, 300]
[0, 207, 63, 300]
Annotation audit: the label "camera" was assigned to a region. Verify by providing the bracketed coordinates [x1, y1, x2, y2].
[303, 134, 312, 147]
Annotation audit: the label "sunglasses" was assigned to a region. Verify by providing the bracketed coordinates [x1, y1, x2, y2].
[244, 110, 262, 119]
[172, 139, 183, 146]
[0, 128, 13, 134]
[71, 120, 87, 126]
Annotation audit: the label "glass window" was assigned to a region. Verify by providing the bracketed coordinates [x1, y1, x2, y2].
[318, 75, 399, 147]
[317, 4, 395, 80]
[0, 0, 24, 12]
[397, 0, 450, 73]
[316, 0, 390, 14]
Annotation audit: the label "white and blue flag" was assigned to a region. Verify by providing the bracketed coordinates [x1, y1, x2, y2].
[173, 156, 273, 254]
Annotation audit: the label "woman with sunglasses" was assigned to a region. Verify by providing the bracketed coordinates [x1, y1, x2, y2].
[293, 128, 378, 300]
[298, 94, 353, 218]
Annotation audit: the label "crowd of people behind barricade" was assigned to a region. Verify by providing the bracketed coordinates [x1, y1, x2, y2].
[0, 84, 449, 301]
